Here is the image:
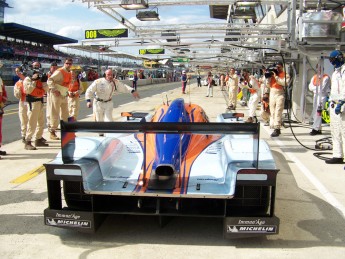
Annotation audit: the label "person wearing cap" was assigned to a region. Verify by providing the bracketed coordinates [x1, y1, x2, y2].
[23, 61, 49, 150]
[205, 71, 214, 97]
[308, 63, 331, 136]
[47, 58, 73, 140]
[181, 70, 187, 94]
[325, 50, 345, 164]
[267, 61, 290, 137]
[46, 62, 58, 132]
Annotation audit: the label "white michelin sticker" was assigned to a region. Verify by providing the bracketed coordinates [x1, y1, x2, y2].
[46, 217, 91, 228]
[227, 225, 277, 233]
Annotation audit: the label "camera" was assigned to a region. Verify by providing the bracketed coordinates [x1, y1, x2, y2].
[264, 66, 279, 78]
[20, 62, 48, 82]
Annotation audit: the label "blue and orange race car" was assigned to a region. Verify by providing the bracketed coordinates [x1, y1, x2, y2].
[44, 98, 279, 238]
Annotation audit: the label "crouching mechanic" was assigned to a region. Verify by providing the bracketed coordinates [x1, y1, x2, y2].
[325, 50, 345, 164]
[85, 69, 140, 123]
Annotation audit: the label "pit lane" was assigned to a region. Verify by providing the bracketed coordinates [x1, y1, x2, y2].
[0, 81, 344, 258]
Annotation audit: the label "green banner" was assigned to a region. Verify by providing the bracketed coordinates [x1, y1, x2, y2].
[139, 49, 165, 55]
[172, 58, 190, 62]
[85, 29, 128, 39]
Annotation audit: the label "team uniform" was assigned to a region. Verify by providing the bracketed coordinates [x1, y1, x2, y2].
[268, 68, 290, 136]
[47, 67, 72, 140]
[227, 72, 239, 109]
[13, 79, 28, 142]
[68, 77, 82, 120]
[239, 75, 260, 122]
[328, 64, 345, 163]
[23, 76, 48, 149]
[308, 73, 331, 134]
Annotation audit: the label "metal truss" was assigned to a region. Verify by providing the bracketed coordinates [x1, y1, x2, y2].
[73, 0, 344, 68]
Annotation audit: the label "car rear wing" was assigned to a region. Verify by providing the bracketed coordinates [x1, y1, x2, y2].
[60, 120, 261, 167]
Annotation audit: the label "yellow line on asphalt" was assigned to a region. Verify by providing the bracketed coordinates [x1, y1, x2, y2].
[10, 165, 45, 184]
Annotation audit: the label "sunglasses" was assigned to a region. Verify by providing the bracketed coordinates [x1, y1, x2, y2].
[65, 62, 72, 65]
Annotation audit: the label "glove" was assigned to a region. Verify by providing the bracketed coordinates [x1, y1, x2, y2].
[335, 101, 345, 115]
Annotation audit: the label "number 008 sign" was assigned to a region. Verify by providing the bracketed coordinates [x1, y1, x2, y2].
[85, 29, 128, 39]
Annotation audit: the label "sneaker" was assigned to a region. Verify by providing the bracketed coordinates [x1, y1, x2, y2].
[310, 129, 322, 136]
[325, 157, 343, 164]
[40, 137, 47, 143]
[271, 129, 281, 137]
[0, 150, 6, 156]
[205, 95, 209, 97]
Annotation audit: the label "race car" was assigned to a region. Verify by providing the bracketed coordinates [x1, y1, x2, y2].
[44, 98, 279, 238]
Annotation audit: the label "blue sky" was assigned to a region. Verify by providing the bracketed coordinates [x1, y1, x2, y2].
[4, 0, 218, 42]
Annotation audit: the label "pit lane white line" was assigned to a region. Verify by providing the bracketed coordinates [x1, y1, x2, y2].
[263, 126, 345, 220]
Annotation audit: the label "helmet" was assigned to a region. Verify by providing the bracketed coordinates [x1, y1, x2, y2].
[329, 50, 344, 68]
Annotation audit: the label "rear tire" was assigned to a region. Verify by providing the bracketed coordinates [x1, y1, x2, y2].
[63, 181, 92, 211]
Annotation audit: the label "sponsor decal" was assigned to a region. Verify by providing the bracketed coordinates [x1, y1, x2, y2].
[45, 212, 91, 228]
[139, 49, 165, 55]
[226, 218, 277, 234]
[85, 29, 128, 39]
[238, 219, 266, 225]
[227, 225, 276, 233]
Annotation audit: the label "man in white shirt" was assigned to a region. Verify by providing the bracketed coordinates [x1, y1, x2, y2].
[85, 69, 139, 122]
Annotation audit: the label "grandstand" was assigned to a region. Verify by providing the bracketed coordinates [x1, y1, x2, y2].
[0, 22, 78, 85]
[0, 22, 144, 85]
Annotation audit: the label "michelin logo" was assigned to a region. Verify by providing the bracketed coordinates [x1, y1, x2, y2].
[46, 217, 91, 228]
[227, 225, 276, 233]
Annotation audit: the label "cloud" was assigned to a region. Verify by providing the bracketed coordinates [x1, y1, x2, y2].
[56, 26, 84, 40]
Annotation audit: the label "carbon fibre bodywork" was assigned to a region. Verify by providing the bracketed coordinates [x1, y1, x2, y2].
[44, 98, 279, 238]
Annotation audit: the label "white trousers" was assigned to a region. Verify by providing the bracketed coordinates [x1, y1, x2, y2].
[206, 86, 213, 97]
[248, 92, 259, 117]
[330, 105, 345, 158]
[93, 99, 113, 122]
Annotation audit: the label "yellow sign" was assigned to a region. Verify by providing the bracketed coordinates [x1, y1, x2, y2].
[143, 60, 158, 68]
[85, 29, 128, 39]
[139, 49, 165, 55]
